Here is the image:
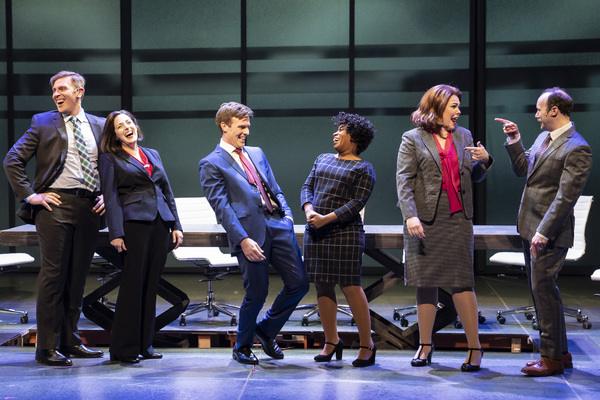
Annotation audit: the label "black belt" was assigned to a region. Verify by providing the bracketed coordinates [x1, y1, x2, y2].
[54, 188, 101, 199]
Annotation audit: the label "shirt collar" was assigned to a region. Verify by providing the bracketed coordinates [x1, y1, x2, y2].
[549, 121, 572, 141]
[62, 109, 87, 124]
[220, 138, 244, 156]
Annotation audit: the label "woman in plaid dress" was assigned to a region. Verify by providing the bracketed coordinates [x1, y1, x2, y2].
[396, 85, 492, 371]
[301, 112, 376, 367]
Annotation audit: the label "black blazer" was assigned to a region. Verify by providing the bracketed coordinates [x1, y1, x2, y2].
[3, 110, 106, 224]
[99, 147, 182, 241]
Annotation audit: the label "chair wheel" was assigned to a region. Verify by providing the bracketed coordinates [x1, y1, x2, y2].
[301, 317, 309, 326]
[478, 315, 486, 324]
[350, 318, 355, 326]
[400, 318, 408, 327]
[213, 310, 220, 317]
[20, 315, 28, 324]
[230, 318, 237, 326]
[525, 312, 534, 320]
[453, 320, 462, 329]
[577, 316, 588, 323]
[497, 316, 506, 324]
[393, 311, 400, 321]
[532, 322, 539, 330]
[180, 317, 187, 326]
[583, 322, 592, 329]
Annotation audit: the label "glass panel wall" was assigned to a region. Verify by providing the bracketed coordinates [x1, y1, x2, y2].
[485, 0, 600, 268]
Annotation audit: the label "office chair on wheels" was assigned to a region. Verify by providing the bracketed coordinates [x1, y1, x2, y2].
[172, 197, 240, 326]
[0, 253, 34, 324]
[489, 195, 593, 329]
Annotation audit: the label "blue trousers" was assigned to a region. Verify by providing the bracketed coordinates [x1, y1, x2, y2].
[235, 213, 309, 348]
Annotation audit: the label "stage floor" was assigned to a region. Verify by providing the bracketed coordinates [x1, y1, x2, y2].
[1, 272, 599, 399]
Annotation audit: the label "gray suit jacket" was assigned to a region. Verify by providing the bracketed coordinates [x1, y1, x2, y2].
[505, 123, 592, 246]
[396, 126, 492, 223]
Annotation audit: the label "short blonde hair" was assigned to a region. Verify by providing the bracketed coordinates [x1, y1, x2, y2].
[50, 71, 86, 95]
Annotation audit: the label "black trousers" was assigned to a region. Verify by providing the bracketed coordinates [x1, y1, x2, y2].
[109, 217, 171, 357]
[34, 193, 100, 350]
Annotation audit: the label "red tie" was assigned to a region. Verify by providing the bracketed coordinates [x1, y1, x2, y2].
[234, 149, 273, 213]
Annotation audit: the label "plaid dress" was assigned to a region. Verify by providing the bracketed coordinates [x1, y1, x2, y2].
[301, 153, 375, 285]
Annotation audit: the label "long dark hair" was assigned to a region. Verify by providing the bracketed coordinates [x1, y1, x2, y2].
[101, 110, 144, 154]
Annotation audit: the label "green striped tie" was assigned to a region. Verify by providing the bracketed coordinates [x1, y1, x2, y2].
[70, 116, 99, 192]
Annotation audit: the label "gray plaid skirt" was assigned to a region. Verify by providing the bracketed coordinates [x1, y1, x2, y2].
[303, 225, 364, 286]
[404, 191, 474, 287]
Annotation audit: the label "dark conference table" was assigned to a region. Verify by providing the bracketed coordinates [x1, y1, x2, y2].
[0, 224, 521, 349]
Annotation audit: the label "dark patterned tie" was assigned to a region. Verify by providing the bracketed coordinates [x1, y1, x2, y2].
[70, 116, 99, 192]
[234, 148, 273, 213]
[534, 133, 552, 165]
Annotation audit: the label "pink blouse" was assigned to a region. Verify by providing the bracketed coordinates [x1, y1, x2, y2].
[433, 132, 462, 214]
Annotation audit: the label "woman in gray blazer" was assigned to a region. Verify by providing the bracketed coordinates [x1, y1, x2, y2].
[396, 85, 492, 371]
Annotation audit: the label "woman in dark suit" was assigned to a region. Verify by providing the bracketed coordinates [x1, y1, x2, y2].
[396, 85, 492, 371]
[99, 110, 183, 364]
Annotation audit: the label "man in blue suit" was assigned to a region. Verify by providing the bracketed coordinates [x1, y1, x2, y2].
[4, 71, 106, 366]
[199, 102, 309, 365]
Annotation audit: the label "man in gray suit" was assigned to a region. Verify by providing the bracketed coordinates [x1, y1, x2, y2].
[496, 87, 592, 376]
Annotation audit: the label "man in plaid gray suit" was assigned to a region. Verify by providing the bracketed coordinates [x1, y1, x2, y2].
[496, 87, 592, 376]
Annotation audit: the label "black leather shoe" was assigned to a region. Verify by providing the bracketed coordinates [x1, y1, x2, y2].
[141, 347, 163, 359]
[232, 346, 259, 365]
[60, 344, 104, 358]
[110, 353, 140, 364]
[35, 349, 73, 366]
[254, 325, 284, 359]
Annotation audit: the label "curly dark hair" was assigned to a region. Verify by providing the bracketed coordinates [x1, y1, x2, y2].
[332, 112, 375, 155]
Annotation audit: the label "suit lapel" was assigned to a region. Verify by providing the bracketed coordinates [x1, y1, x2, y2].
[419, 129, 442, 172]
[452, 130, 465, 169]
[216, 145, 247, 181]
[52, 113, 69, 165]
[117, 148, 150, 178]
[85, 113, 104, 148]
[529, 125, 574, 176]
[245, 148, 268, 183]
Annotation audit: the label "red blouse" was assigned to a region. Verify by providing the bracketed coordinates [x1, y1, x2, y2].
[433, 132, 462, 214]
[125, 147, 153, 176]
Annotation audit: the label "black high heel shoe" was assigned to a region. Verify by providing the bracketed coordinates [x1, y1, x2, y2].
[352, 344, 376, 367]
[411, 343, 433, 367]
[314, 339, 344, 362]
[461, 348, 484, 372]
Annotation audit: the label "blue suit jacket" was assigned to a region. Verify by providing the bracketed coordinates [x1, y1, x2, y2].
[199, 144, 293, 254]
[99, 147, 182, 241]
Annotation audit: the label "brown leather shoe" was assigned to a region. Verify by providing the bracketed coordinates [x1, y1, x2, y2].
[525, 352, 572, 369]
[521, 356, 564, 376]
